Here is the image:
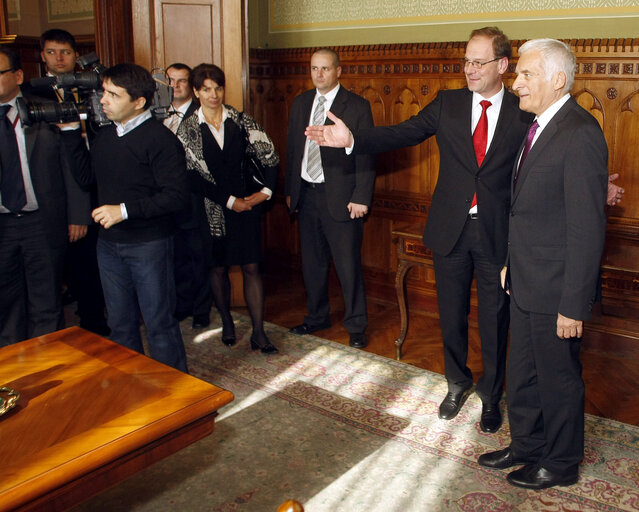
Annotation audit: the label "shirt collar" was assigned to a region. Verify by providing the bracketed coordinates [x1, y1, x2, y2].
[197, 105, 228, 128]
[316, 83, 340, 103]
[535, 93, 571, 130]
[172, 98, 192, 115]
[115, 109, 152, 137]
[472, 84, 505, 111]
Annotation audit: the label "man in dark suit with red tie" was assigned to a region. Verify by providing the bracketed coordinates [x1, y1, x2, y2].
[0, 46, 90, 345]
[285, 48, 375, 349]
[305, 28, 533, 433]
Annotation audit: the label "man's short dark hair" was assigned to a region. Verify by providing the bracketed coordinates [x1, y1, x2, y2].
[0, 45, 22, 71]
[166, 62, 192, 74]
[102, 63, 156, 109]
[313, 48, 341, 68]
[190, 63, 225, 90]
[469, 26, 512, 60]
[40, 29, 77, 52]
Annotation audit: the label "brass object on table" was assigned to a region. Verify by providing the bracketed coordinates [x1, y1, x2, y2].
[0, 387, 19, 416]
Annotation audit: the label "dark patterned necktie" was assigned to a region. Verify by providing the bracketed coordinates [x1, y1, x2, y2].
[514, 120, 539, 188]
[0, 104, 26, 213]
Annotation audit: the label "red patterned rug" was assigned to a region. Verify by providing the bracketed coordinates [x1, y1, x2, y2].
[72, 313, 639, 511]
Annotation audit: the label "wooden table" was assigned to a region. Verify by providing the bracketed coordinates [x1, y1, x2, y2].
[392, 222, 432, 361]
[0, 327, 234, 512]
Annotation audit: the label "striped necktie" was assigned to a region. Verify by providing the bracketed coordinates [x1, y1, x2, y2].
[306, 95, 326, 181]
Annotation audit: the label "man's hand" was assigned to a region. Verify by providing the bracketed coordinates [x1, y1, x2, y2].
[607, 173, 624, 206]
[557, 313, 583, 339]
[68, 224, 88, 242]
[500, 266, 510, 295]
[305, 111, 353, 148]
[232, 198, 252, 212]
[347, 202, 368, 219]
[244, 191, 268, 208]
[92, 205, 124, 229]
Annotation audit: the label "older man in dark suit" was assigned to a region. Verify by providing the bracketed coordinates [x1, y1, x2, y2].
[286, 48, 375, 349]
[0, 46, 90, 345]
[478, 38, 608, 490]
[305, 28, 532, 433]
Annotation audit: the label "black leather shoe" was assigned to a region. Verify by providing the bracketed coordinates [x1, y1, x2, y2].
[289, 321, 331, 335]
[478, 447, 529, 470]
[480, 402, 502, 433]
[349, 333, 368, 348]
[438, 387, 472, 420]
[250, 334, 278, 354]
[174, 310, 191, 322]
[192, 314, 210, 329]
[507, 464, 578, 490]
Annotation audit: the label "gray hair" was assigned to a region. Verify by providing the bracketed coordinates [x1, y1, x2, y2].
[518, 38, 576, 91]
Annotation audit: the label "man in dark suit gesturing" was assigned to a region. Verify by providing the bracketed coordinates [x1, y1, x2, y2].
[478, 39, 608, 490]
[286, 48, 375, 349]
[305, 28, 532, 432]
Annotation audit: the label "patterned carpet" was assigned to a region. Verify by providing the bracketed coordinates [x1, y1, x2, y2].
[72, 313, 639, 512]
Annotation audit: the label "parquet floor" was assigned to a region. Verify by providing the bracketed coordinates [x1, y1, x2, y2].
[240, 266, 639, 427]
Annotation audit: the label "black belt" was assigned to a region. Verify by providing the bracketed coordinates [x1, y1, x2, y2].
[1, 210, 37, 218]
[302, 180, 325, 189]
[468, 212, 478, 219]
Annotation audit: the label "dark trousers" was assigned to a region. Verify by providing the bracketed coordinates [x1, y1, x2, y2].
[432, 216, 509, 403]
[97, 236, 188, 372]
[297, 182, 367, 334]
[174, 224, 213, 318]
[0, 212, 65, 346]
[65, 225, 107, 330]
[507, 299, 584, 474]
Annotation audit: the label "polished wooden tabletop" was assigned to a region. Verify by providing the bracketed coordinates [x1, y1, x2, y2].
[0, 327, 234, 512]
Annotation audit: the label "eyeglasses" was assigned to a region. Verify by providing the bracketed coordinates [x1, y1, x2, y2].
[0, 68, 15, 75]
[462, 57, 502, 69]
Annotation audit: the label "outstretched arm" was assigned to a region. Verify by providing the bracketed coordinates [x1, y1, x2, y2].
[305, 111, 354, 148]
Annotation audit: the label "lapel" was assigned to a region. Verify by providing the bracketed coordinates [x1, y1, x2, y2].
[328, 86, 348, 121]
[298, 90, 315, 152]
[24, 123, 38, 166]
[483, 91, 517, 167]
[511, 97, 575, 203]
[456, 89, 478, 174]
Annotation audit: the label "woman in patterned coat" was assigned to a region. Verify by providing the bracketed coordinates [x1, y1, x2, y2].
[177, 63, 279, 353]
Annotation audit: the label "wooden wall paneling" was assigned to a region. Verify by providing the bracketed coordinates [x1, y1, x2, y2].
[94, 0, 134, 67]
[153, 0, 221, 71]
[251, 40, 639, 342]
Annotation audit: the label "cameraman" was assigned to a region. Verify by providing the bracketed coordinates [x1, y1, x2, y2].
[0, 46, 90, 345]
[32, 28, 110, 336]
[75, 63, 190, 372]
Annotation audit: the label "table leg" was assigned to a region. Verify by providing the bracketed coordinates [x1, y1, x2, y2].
[394, 260, 416, 360]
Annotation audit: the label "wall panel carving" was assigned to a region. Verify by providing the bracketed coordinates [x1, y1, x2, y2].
[249, 39, 639, 339]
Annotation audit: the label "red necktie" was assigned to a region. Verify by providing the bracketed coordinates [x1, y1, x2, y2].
[471, 100, 491, 208]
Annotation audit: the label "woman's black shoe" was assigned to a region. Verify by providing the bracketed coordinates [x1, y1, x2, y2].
[221, 324, 236, 347]
[250, 334, 278, 354]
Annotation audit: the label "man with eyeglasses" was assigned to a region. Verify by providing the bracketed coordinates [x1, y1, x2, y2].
[0, 46, 90, 345]
[305, 27, 623, 433]
[163, 63, 213, 330]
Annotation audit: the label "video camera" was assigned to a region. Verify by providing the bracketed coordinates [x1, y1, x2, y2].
[16, 52, 173, 127]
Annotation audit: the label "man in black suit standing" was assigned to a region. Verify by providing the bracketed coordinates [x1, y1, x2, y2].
[0, 46, 90, 345]
[478, 38, 608, 490]
[286, 48, 375, 349]
[306, 28, 530, 432]
[164, 63, 213, 329]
